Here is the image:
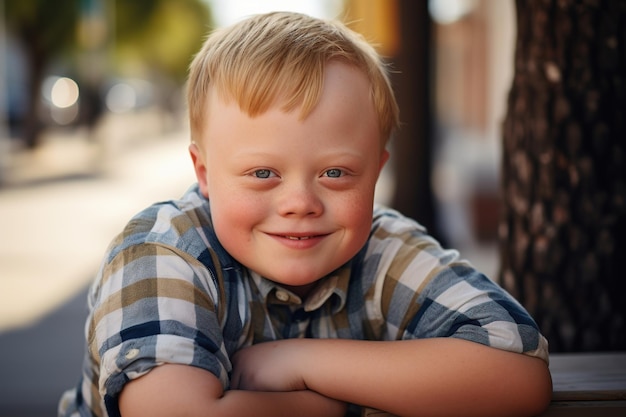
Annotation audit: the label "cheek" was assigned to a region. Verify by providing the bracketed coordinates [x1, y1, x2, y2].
[211, 200, 250, 260]
[335, 190, 375, 240]
[210, 190, 265, 243]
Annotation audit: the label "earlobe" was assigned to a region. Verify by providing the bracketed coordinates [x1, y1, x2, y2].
[379, 149, 390, 174]
[189, 142, 210, 198]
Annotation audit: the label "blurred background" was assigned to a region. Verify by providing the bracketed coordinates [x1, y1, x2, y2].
[3, 0, 622, 416]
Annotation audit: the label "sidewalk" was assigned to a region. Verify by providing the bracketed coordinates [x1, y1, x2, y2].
[0, 112, 196, 416]
[0, 111, 195, 332]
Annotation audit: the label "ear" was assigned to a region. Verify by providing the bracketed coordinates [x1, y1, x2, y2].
[378, 149, 390, 174]
[189, 142, 210, 198]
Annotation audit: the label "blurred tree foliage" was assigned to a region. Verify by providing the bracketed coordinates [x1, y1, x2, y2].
[5, 0, 80, 147]
[4, 0, 212, 148]
[113, 0, 213, 82]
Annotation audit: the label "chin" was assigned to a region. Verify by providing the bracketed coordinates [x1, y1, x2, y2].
[267, 267, 329, 286]
[272, 273, 322, 288]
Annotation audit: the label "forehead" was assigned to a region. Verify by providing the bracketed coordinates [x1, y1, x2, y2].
[202, 62, 379, 144]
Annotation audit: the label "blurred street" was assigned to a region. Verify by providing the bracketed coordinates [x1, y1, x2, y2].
[0, 110, 196, 416]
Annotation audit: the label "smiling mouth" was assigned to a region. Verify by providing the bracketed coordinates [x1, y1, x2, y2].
[268, 232, 328, 248]
[283, 235, 313, 240]
[272, 232, 330, 241]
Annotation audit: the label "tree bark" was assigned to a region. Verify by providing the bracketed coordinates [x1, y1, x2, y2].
[499, 0, 626, 352]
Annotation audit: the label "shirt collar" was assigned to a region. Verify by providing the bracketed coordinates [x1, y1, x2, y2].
[250, 263, 351, 314]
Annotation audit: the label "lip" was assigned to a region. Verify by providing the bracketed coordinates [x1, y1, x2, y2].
[266, 232, 329, 249]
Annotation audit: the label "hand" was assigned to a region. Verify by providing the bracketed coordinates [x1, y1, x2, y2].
[230, 339, 308, 392]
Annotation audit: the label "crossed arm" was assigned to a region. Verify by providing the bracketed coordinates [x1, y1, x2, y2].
[119, 337, 552, 417]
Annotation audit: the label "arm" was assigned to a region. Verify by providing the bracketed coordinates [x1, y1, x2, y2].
[119, 363, 347, 417]
[231, 337, 552, 417]
[94, 245, 345, 417]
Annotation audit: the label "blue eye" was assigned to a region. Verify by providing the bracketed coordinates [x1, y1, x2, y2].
[324, 169, 343, 178]
[253, 169, 274, 178]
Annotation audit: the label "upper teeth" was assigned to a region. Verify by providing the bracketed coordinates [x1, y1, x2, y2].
[286, 236, 311, 240]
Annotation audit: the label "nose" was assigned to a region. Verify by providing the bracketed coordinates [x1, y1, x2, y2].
[277, 179, 324, 217]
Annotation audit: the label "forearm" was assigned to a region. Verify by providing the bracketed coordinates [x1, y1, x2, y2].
[119, 364, 346, 417]
[218, 389, 346, 417]
[296, 338, 551, 417]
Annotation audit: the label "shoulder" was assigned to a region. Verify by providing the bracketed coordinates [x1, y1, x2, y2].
[94, 185, 245, 308]
[372, 205, 424, 231]
[367, 205, 457, 264]
[92, 185, 238, 301]
[106, 185, 214, 262]
[354, 206, 461, 301]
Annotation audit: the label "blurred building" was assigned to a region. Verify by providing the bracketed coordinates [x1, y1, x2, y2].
[344, 0, 516, 277]
[430, 0, 515, 249]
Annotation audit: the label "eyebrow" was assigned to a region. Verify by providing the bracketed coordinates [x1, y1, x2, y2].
[230, 149, 367, 162]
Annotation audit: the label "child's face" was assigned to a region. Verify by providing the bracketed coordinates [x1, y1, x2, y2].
[190, 62, 388, 292]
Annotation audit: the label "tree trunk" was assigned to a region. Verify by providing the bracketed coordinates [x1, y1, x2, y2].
[391, 1, 440, 240]
[499, 0, 626, 352]
[22, 42, 46, 149]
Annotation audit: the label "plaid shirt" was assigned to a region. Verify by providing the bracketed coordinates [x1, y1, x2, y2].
[59, 185, 548, 417]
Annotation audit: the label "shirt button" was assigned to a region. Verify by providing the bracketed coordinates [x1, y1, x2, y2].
[275, 290, 290, 302]
[125, 348, 140, 360]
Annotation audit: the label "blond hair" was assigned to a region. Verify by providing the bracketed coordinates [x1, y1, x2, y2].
[187, 11, 399, 145]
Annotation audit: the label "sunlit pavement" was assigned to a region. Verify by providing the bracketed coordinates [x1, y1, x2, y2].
[0, 112, 196, 416]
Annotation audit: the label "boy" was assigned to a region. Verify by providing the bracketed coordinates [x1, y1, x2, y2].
[59, 11, 551, 417]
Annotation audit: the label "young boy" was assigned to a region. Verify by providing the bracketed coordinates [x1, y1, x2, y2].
[59, 11, 551, 417]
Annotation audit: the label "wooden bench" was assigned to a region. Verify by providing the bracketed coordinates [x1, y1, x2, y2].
[538, 352, 626, 416]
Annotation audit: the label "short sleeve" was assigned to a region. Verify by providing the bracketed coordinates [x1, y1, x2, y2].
[89, 243, 231, 409]
[369, 209, 549, 363]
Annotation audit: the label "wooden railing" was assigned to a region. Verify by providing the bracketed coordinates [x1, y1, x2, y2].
[538, 352, 626, 416]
